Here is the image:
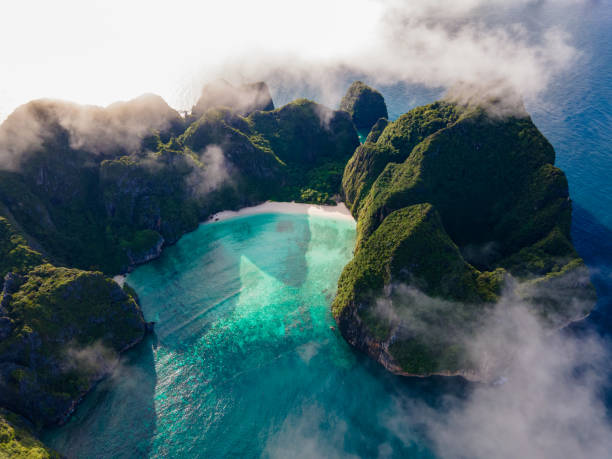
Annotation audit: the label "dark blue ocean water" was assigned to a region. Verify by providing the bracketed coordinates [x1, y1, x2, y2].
[43, 3, 612, 457]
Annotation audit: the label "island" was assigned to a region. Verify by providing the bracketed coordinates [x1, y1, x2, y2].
[0, 80, 596, 454]
[339, 81, 388, 132]
[334, 93, 596, 379]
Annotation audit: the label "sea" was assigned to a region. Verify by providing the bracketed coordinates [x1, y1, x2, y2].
[43, 2, 612, 457]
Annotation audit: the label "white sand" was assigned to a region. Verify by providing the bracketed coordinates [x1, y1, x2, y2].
[113, 275, 126, 287]
[206, 201, 355, 223]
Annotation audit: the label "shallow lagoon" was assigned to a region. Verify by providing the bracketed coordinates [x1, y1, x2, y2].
[45, 212, 467, 458]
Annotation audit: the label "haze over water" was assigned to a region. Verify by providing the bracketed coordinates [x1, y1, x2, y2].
[40, 3, 612, 457]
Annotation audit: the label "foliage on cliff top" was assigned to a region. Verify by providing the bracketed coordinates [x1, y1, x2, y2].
[0, 262, 145, 425]
[335, 98, 595, 376]
[332, 204, 500, 320]
[0, 217, 44, 279]
[0, 409, 60, 459]
[353, 105, 562, 255]
[342, 102, 462, 214]
[339, 81, 388, 131]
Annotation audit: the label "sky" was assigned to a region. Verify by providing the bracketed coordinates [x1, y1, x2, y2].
[0, 0, 381, 119]
[0, 0, 587, 121]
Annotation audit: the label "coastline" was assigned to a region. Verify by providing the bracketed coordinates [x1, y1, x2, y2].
[206, 201, 355, 224]
[112, 201, 355, 286]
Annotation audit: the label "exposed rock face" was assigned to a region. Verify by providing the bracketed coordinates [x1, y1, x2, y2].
[0, 218, 146, 426]
[339, 81, 388, 132]
[125, 231, 164, 266]
[0, 89, 358, 274]
[333, 99, 596, 379]
[191, 80, 275, 118]
[0, 83, 359, 450]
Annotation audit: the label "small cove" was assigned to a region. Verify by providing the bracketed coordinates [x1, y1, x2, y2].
[44, 209, 466, 458]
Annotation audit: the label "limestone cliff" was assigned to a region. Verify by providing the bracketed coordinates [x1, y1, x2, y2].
[333, 98, 596, 379]
[339, 81, 388, 132]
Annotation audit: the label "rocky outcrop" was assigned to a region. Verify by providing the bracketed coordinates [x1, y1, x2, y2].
[125, 231, 164, 266]
[0, 218, 146, 426]
[333, 98, 596, 378]
[191, 80, 274, 118]
[339, 81, 388, 132]
[0, 264, 146, 425]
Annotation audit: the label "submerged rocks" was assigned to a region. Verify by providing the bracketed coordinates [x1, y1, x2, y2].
[339, 81, 388, 132]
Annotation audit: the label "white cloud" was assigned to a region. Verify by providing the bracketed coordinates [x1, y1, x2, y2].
[0, 0, 590, 120]
[376, 284, 612, 459]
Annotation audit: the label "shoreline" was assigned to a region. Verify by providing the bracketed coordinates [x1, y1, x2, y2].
[205, 201, 355, 224]
[113, 201, 355, 286]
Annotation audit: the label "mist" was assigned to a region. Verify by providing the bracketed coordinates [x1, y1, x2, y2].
[64, 341, 120, 377]
[393, 305, 612, 459]
[0, 0, 592, 121]
[0, 94, 180, 170]
[185, 144, 233, 196]
[264, 282, 611, 458]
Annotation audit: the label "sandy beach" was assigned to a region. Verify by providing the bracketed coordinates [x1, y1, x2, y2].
[206, 201, 355, 223]
[113, 275, 126, 287]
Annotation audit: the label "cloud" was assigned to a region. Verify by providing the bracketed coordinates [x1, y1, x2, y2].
[185, 144, 232, 196]
[192, 80, 274, 117]
[0, 0, 592, 121]
[63, 341, 119, 377]
[0, 95, 180, 170]
[374, 278, 611, 459]
[204, 0, 583, 111]
[414, 306, 612, 459]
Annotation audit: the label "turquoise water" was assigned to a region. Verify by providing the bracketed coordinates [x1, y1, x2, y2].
[43, 3, 612, 456]
[44, 213, 459, 457]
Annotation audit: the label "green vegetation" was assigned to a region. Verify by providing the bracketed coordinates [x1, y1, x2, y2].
[249, 98, 359, 202]
[334, 98, 596, 376]
[333, 204, 499, 318]
[0, 409, 60, 459]
[0, 80, 596, 451]
[0, 215, 145, 436]
[0, 258, 145, 425]
[0, 217, 44, 278]
[342, 102, 462, 215]
[339, 81, 388, 131]
[0, 94, 358, 274]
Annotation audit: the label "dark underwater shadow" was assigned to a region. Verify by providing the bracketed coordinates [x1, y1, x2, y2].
[568, 203, 612, 335]
[42, 334, 158, 458]
[564, 204, 612, 414]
